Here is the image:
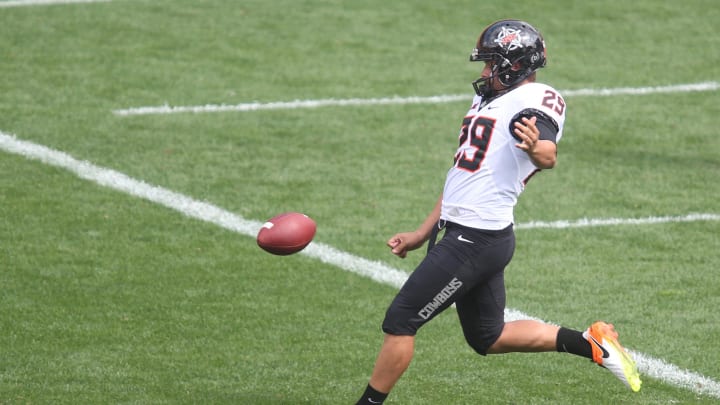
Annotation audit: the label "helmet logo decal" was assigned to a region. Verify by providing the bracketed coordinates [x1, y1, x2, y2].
[494, 27, 523, 51]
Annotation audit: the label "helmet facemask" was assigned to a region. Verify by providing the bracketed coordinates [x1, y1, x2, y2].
[470, 54, 510, 99]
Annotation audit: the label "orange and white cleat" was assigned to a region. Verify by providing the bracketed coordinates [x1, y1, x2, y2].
[583, 321, 642, 392]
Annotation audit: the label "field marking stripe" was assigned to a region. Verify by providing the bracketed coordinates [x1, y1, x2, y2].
[1, 129, 719, 398]
[0, 0, 110, 7]
[113, 81, 720, 116]
[516, 213, 720, 229]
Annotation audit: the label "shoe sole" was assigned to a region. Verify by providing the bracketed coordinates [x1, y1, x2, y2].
[604, 335, 642, 392]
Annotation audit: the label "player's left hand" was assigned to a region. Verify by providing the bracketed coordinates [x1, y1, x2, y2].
[513, 116, 539, 153]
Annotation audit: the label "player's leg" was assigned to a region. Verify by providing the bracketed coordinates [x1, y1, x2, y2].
[357, 240, 467, 404]
[455, 270, 508, 355]
[367, 334, 414, 393]
[456, 273, 566, 354]
[446, 224, 586, 356]
[456, 270, 571, 355]
[458, 274, 641, 391]
[455, 269, 592, 356]
[458, 280, 642, 391]
[491, 321, 641, 391]
[451, 224, 516, 355]
[487, 320, 560, 353]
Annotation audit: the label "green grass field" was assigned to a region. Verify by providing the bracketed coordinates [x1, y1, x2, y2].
[1, 0, 719, 403]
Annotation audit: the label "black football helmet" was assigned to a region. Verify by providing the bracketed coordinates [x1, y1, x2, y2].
[470, 20, 547, 99]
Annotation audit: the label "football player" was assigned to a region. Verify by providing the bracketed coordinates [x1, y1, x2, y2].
[356, 19, 641, 404]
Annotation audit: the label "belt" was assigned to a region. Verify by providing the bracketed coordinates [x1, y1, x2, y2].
[426, 219, 447, 254]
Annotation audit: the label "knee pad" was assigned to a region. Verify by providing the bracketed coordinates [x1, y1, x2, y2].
[381, 304, 420, 336]
[462, 323, 504, 356]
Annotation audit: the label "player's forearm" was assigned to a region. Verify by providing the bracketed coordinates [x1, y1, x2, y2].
[528, 140, 557, 169]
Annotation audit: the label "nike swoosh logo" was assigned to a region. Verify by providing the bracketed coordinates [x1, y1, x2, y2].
[486, 105, 500, 109]
[589, 335, 610, 359]
[367, 398, 382, 404]
[457, 234, 474, 244]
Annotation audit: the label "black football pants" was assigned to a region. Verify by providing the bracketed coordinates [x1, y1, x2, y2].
[382, 222, 515, 355]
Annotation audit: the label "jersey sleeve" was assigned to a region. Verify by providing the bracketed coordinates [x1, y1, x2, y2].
[519, 83, 567, 143]
[508, 108, 559, 143]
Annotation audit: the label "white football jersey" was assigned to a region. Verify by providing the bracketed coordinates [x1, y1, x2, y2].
[441, 82, 566, 230]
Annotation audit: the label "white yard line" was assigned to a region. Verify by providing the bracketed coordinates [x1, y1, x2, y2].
[113, 81, 720, 116]
[0, 0, 110, 7]
[516, 213, 720, 229]
[1, 129, 719, 398]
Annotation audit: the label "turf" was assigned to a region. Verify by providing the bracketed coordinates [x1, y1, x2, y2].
[1, 0, 719, 403]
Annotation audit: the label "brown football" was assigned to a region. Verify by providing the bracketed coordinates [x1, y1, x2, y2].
[256, 212, 316, 255]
